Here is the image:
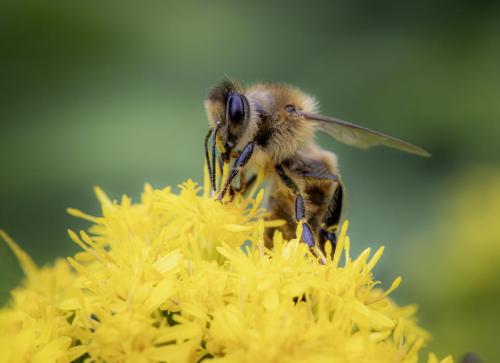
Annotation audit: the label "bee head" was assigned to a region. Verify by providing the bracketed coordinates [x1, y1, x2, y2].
[205, 79, 251, 156]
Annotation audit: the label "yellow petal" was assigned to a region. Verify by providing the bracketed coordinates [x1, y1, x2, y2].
[263, 288, 279, 311]
[0, 230, 38, 279]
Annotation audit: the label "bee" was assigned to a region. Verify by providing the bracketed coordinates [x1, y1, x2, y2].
[204, 79, 429, 256]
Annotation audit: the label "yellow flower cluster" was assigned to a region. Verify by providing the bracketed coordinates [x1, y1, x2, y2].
[0, 169, 452, 362]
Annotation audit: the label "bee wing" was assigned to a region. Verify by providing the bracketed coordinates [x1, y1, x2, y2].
[301, 112, 430, 157]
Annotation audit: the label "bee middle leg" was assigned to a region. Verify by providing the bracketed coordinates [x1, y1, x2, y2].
[274, 164, 316, 249]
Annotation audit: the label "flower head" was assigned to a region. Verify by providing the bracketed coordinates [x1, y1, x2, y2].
[1, 167, 452, 362]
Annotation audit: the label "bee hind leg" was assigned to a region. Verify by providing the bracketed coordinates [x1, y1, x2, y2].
[319, 182, 343, 252]
[299, 168, 342, 252]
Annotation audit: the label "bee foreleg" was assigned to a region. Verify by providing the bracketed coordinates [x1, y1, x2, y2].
[217, 142, 254, 202]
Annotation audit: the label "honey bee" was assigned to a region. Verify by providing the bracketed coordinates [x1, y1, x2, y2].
[204, 79, 429, 256]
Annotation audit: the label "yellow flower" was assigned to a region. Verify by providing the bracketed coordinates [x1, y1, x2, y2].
[1, 167, 452, 362]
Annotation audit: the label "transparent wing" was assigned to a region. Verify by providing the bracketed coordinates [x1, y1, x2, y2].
[301, 112, 430, 157]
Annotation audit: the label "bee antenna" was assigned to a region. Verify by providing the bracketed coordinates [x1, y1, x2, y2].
[210, 124, 220, 192]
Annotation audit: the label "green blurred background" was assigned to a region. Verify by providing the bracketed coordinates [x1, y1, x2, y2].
[1, 0, 499, 361]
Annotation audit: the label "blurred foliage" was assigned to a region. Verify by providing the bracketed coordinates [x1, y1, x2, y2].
[1, 0, 499, 360]
[401, 166, 500, 362]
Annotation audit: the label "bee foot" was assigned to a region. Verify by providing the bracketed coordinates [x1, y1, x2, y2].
[301, 223, 315, 248]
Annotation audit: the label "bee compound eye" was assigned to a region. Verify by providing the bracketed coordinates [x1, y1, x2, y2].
[227, 93, 245, 124]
